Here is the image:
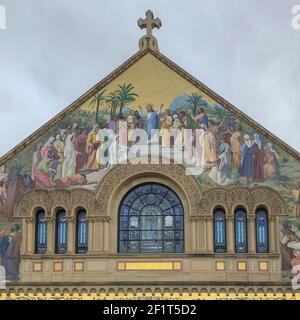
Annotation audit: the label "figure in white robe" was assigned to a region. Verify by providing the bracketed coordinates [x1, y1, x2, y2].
[209, 144, 233, 185]
[62, 133, 76, 177]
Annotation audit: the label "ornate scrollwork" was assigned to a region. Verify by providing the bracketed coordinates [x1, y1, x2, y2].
[15, 188, 95, 218]
[94, 163, 202, 216]
[199, 186, 286, 216]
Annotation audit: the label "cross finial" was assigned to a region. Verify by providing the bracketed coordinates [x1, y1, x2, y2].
[137, 10, 162, 52]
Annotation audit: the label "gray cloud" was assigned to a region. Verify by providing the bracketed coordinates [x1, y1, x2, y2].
[0, 0, 299, 156]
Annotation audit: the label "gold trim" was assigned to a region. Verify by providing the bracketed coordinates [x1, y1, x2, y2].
[117, 261, 182, 271]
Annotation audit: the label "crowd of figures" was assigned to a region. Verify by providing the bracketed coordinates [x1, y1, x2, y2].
[0, 102, 291, 222]
[108, 103, 283, 187]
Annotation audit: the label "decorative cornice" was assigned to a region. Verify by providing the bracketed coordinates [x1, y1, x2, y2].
[1, 282, 299, 299]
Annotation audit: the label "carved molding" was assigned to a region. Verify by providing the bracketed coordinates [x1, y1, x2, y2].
[1, 284, 298, 298]
[94, 163, 202, 216]
[15, 188, 95, 218]
[199, 186, 286, 217]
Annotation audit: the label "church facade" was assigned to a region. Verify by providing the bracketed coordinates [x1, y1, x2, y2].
[0, 11, 300, 300]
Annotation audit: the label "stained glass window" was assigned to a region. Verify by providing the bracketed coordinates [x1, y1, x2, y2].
[35, 209, 47, 254]
[214, 208, 226, 253]
[118, 183, 184, 253]
[55, 209, 68, 254]
[235, 208, 247, 253]
[76, 209, 88, 254]
[256, 208, 269, 253]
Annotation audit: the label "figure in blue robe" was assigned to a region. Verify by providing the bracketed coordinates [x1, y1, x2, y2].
[238, 142, 256, 177]
[139, 104, 162, 141]
[147, 112, 160, 140]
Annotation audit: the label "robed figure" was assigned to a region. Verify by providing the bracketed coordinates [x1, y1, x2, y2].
[139, 104, 162, 141]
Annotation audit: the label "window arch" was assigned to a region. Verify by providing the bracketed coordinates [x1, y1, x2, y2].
[76, 208, 88, 254]
[214, 208, 226, 253]
[118, 183, 184, 253]
[234, 208, 247, 253]
[256, 207, 269, 253]
[55, 209, 68, 254]
[35, 209, 47, 254]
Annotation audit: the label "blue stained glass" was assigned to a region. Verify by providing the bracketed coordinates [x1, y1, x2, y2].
[55, 209, 68, 254]
[256, 208, 269, 253]
[35, 209, 47, 254]
[76, 209, 88, 254]
[214, 209, 226, 253]
[235, 209, 247, 253]
[118, 183, 184, 253]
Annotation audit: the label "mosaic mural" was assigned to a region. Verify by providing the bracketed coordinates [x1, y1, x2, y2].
[0, 55, 300, 282]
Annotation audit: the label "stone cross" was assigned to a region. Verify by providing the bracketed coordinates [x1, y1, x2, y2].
[138, 10, 162, 37]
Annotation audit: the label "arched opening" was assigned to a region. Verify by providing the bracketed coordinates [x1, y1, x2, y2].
[214, 207, 226, 253]
[55, 208, 68, 254]
[35, 208, 47, 254]
[76, 208, 88, 254]
[256, 207, 269, 253]
[118, 182, 184, 253]
[234, 207, 247, 253]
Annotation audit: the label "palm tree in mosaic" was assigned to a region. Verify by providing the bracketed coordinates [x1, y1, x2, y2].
[114, 84, 139, 117]
[90, 89, 106, 123]
[210, 103, 233, 124]
[106, 91, 118, 120]
[187, 93, 208, 116]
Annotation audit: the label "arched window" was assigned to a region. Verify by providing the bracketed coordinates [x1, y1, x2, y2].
[118, 183, 184, 253]
[256, 208, 269, 253]
[76, 209, 88, 254]
[235, 208, 247, 253]
[214, 208, 226, 253]
[35, 209, 47, 254]
[55, 209, 68, 254]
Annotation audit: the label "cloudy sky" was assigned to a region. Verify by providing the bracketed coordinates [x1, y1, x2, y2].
[0, 0, 299, 157]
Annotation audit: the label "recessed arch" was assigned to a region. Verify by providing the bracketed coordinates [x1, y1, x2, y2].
[118, 182, 184, 254]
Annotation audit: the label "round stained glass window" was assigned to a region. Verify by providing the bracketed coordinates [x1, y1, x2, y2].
[118, 183, 184, 253]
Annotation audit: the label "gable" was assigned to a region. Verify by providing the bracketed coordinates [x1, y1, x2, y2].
[0, 48, 299, 224]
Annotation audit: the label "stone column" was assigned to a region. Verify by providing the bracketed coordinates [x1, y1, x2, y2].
[248, 216, 256, 254]
[99, 220, 104, 252]
[25, 217, 35, 254]
[103, 218, 110, 253]
[269, 216, 276, 253]
[46, 217, 55, 254]
[191, 218, 197, 252]
[206, 217, 213, 253]
[226, 216, 235, 253]
[67, 217, 75, 254]
[93, 218, 103, 253]
[198, 218, 207, 252]
[88, 218, 94, 253]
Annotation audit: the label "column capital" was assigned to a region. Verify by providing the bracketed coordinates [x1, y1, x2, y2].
[88, 215, 111, 222]
[226, 216, 234, 222]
